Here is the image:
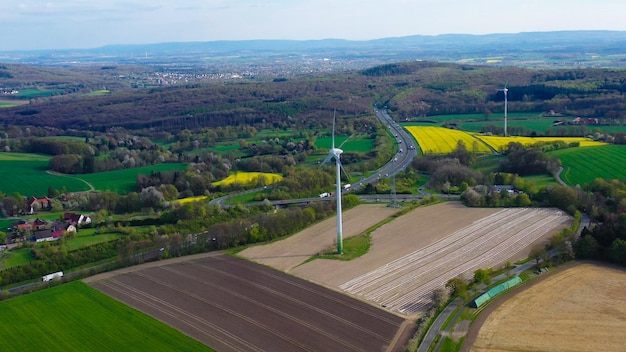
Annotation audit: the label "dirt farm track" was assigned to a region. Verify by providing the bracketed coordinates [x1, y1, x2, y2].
[86, 202, 571, 351]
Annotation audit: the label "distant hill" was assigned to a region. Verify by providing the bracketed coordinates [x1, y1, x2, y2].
[2, 30, 626, 69]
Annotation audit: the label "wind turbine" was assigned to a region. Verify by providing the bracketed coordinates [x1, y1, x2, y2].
[320, 111, 350, 254]
[498, 83, 509, 137]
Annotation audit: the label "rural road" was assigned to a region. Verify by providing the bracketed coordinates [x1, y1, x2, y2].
[555, 166, 567, 186]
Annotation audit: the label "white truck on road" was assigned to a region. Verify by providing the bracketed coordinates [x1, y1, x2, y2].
[42, 271, 64, 282]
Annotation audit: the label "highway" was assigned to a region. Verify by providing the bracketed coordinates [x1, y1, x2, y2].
[210, 108, 421, 207]
[350, 108, 418, 192]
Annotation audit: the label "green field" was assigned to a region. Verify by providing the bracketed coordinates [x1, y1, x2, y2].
[177, 140, 248, 157]
[522, 174, 559, 187]
[84, 89, 110, 96]
[0, 226, 124, 269]
[473, 154, 504, 173]
[405, 112, 626, 135]
[460, 119, 626, 134]
[0, 282, 214, 352]
[472, 142, 622, 187]
[0, 153, 90, 195]
[315, 136, 375, 152]
[15, 88, 64, 98]
[0, 218, 12, 230]
[0, 101, 20, 108]
[0, 248, 34, 270]
[65, 228, 125, 251]
[191, 142, 243, 156]
[75, 163, 188, 194]
[549, 145, 626, 186]
[255, 129, 296, 138]
[413, 112, 542, 123]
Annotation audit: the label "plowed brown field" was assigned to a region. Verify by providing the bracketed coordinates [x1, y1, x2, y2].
[88, 254, 408, 352]
[469, 263, 626, 352]
[242, 202, 571, 317]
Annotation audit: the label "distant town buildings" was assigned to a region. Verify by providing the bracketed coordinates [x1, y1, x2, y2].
[0, 89, 19, 95]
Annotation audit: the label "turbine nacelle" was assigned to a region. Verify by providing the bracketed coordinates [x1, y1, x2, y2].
[330, 147, 343, 158]
[499, 83, 509, 137]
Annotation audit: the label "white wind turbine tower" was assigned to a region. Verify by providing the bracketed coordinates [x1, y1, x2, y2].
[320, 111, 350, 254]
[498, 83, 509, 137]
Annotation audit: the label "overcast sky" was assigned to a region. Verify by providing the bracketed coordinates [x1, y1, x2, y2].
[2, 0, 625, 51]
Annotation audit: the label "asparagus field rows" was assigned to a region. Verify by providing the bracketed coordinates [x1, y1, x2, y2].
[339, 208, 570, 315]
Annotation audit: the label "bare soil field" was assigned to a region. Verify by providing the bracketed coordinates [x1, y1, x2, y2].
[468, 263, 626, 352]
[239, 204, 402, 272]
[246, 202, 571, 317]
[88, 254, 408, 352]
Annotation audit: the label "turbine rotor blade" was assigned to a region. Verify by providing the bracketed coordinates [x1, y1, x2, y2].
[332, 110, 336, 149]
[319, 152, 333, 167]
[337, 159, 350, 181]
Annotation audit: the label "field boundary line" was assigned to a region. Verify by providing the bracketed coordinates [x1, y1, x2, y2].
[46, 170, 95, 191]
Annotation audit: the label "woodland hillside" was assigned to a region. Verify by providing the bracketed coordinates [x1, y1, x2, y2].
[1, 62, 626, 132]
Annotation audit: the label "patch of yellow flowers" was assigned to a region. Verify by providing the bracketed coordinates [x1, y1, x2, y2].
[405, 126, 605, 154]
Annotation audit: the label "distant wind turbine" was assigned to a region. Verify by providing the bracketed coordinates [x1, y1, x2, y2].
[498, 83, 509, 137]
[320, 111, 351, 254]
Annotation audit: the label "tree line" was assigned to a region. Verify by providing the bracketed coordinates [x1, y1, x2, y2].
[0, 193, 360, 287]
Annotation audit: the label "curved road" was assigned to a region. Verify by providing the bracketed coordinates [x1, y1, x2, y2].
[210, 108, 420, 207]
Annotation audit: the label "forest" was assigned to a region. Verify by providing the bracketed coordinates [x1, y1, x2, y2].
[2, 62, 626, 134]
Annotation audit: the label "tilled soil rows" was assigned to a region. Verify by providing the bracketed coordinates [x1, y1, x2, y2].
[89, 254, 407, 352]
[244, 202, 571, 317]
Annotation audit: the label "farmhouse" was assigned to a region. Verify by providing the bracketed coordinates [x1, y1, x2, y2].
[7, 215, 80, 244]
[30, 229, 56, 242]
[63, 212, 92, 226]
[26, 196, 52, 214]
[9, 218, 48, 233]
[9, 220, 30, 233]
[53, 220, 77, 234]
[32, 218, 47, 230]
[492, 185, 515, 194]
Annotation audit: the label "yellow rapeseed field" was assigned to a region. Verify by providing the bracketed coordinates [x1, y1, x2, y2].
[476, 135, 606, 152]
[405, 126, 492, 154]
[172, 172, 283, 205]
[212, 171, 283, 187]
[405, 126, 606, 155]
[173, 196, 208, 205]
